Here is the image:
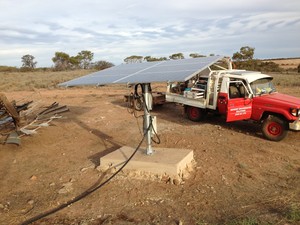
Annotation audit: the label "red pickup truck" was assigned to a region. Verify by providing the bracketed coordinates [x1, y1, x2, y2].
[166, 68, 300, 141]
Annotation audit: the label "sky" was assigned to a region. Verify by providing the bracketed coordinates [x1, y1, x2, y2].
[0, 0, 300, 67]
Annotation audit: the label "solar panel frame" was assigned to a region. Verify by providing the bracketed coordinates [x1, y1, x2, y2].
[59, 55, 223, 87]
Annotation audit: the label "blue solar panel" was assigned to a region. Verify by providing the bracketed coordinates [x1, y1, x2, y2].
[59, 55, 223, 87]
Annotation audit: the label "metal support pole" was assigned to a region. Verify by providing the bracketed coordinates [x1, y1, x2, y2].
[143, 83, 153, 155]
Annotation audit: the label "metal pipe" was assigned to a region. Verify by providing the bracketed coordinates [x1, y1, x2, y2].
[143, 83, 153, 155]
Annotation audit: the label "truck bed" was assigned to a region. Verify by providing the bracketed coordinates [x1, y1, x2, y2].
[166, 92, 207, 109]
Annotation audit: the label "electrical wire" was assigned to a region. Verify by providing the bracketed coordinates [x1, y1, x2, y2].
[126, 92, 135, 114]
[21, 83, 161, 224]
[150, 116, 161, 144]
[20, 122, 151, 225]
[126, 89, 143, 136]
[137, 84, 160, 145]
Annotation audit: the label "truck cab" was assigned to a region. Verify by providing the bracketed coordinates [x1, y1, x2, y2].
[166, 60, 300, 141]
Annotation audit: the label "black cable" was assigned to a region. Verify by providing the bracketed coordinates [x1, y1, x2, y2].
[22, 83, 161, 224]
[150, 116, 161, 144]
[20, 123, 150, 225]
[126, 84, 144, 118]
[133, 83, 144, 116]
[126, 92, 135, 114]
[134, 83, 144, 97]
[137, 84, 160, 145]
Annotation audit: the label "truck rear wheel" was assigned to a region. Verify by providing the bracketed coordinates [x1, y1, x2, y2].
[262, 116, 288, 141]
[186, 106, 206, 122]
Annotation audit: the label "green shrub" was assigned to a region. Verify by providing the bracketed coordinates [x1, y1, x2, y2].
[226, 217, 259, 225]
[286, 204, 300, 222]
[233, 60, 283, 72]
[0, 66, 19, 72]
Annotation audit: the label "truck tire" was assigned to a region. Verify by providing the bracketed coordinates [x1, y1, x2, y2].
[186, 106, 206, 122]
[262, 116, 288, 141]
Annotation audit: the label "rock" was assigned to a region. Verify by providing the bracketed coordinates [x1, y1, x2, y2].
[173, 178, 181, 185]
[2, 202, 10, 212]
[178, 220, 183, 225]
[30, 175, 37, 181]
[96, 165, 109, 172]
[221, 174, 229, 185]
[62, 182, 73, 188]
[81, 164, 96, 172]
[161, 175, 170, 183]
[80, 221, 89, 225]
[58, 187, 71, 194]
[58, 182, 74, 194]
[27, 199, 34, 205]
[80, 167, 88, 172]
[182, 171, 190, 181]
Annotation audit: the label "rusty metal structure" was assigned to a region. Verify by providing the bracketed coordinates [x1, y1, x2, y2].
[0, 93, 21, 127]
[0, 93, 69, 145]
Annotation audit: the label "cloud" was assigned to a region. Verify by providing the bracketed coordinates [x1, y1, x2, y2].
[0, 0, 299, 67]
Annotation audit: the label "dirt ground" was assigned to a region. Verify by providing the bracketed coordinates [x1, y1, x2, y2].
[0, 85, 299, 225]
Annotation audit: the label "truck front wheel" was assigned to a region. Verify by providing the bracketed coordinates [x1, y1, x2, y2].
[262, 116, 288, 141]
[186, 106, 206, 122]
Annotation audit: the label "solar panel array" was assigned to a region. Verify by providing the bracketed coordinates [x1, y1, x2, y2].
[59, 55, 223, 87]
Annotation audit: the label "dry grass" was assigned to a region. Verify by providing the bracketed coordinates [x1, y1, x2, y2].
[271, 72, 300, 87]
[1, 70, 299, 92]
[0, 70, 300, 92]
[0, 69, 94, 91]
[266, 58, 300, 69]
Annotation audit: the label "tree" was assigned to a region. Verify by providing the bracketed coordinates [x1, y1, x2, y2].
[232, 46, 255, 61]
[21, 54, 37, 70]
[169, 53, 184, 60]
[52, 50, 95, 70]
[144, 56, 168, 62]
[92, 60, 114, 70]
[77, 50, 94, 69]
[144, 56, 152, 62]
[69, 56, 80, 69]
[189, 53, 206, 58]
[124, 55, 143, 63]
[52, 52, 71, 70]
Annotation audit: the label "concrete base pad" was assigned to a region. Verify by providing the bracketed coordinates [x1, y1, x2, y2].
[98, 146, 194, 180]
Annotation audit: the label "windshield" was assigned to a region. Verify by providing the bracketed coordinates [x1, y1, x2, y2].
[250, 78, 276, 96]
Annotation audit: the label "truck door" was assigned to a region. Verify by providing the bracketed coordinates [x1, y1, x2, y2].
[226, 81, 252, 122]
